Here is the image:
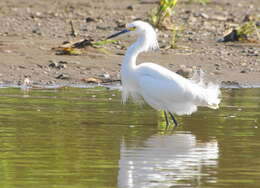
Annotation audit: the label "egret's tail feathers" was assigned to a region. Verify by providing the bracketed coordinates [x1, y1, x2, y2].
[191, 70, 221, 109]
[203, 83, 221, 109]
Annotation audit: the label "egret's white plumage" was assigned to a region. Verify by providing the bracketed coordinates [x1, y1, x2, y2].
[107, 20, 221, 125]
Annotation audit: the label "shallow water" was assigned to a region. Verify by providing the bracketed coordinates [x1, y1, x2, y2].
[0, 87, 259, 188]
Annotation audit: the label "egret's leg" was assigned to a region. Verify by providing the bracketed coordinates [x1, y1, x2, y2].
[164, 111, 169, 127]
[169, 112, 178, 127]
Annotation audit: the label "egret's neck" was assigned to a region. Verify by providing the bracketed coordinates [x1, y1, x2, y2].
[122, 37, 146, 71]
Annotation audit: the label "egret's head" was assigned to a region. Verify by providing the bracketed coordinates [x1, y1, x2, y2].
[107, 20, 159, 51]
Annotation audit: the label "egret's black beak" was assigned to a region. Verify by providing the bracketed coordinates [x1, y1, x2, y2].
[106, 29, 130, 39]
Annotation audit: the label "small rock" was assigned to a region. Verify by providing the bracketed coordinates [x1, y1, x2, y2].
[58, 64, 67, 69]
[200, 13, 209, 19]
[56, 74, 70, 80]
[49, 61, 59, 68]
[59, 61, 68, 64]
[126, 5, 134, 10]
[184, 10, 192, 14]
[32, 28, 42, 35]
[218, 28, 238, 42]
[35, 12, 42, 17]
[240, 70, 247, 73]
[47, 80, 56, 84]
[86, 17, 95, 23]
[243, 14, 253, 22]
[36, 64, 43, 68]
[176, 68, 193, 78]
[116, 19, 126, 28]
[115, 45, 121, 49]
[49, 60, 67, 70]
[18, 65, 26, 69]
[240, 62, 247, 67]
[100, 73, 110, 79]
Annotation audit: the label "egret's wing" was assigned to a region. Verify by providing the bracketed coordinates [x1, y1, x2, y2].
[138, 73, 199, 115]
[137, 63, 195, 101]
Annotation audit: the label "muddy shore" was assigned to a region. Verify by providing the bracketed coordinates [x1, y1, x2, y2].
[0, 0, 259, 87]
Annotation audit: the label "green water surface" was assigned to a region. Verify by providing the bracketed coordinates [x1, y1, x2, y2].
[0, 87, 259, 188]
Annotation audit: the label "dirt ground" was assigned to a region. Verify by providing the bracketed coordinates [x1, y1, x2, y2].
[0, 0, 259, 87]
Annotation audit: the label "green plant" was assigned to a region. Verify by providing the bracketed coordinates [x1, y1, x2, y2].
[151, 0, 178, 29]
[170, 27, 178, 48]
[91, 39, 117, 48]
[220, 21, 260, 42]
[170, 26, 184, 48]
[237, 21, 258, 40]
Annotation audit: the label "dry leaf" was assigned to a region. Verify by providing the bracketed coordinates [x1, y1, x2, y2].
[81, 77, 103, 83]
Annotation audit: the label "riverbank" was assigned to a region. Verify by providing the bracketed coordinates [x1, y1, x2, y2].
[0, 0, 259, 87]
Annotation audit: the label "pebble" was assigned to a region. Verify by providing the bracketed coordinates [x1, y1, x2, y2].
[101, 73, 110, 79]
[240, 62, 247, 67]
[49, 60, 67, 70]
[18, 65, 26, 69]
[176, 68, 193, 78]
[47, 80, 56, 84]
[126, 5, 134, 10]
[200, 13, 209, 19]
[32, 28, 42, 35]
[56, 73, 70, 80]
[49, 61, 59, 68]
[86, 17, 95, 23]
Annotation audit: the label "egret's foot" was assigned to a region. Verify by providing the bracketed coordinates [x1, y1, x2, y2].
[169, 112, 178, 127]
[164, 111, 170, 128]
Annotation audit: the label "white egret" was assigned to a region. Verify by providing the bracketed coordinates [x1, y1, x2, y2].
[107, 20, 221, 127]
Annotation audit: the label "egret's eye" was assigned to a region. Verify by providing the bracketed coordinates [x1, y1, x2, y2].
[128, 26, 136, 31]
